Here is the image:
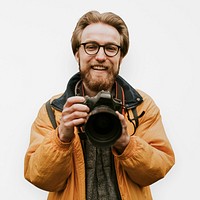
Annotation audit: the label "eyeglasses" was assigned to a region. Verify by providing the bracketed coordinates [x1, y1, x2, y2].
[79, 42, 121, 57]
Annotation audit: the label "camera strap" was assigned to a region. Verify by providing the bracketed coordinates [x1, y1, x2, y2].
[45, 79, 144, 135]
[114, 82, 144, 134]
[114, 81, 125, 115]
[127, 108, 145, 135]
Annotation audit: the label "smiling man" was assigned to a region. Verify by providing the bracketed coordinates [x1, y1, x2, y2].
[77, 23, 122, 95]
[24, 10, 175, 200]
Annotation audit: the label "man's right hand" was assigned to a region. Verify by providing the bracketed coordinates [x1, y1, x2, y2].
[58, 96, 90, 142]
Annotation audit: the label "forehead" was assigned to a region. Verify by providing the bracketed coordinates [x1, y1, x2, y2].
[81, 23, 120, 44]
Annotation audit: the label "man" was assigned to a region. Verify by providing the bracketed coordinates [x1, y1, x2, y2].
[24, 10, 175, 200]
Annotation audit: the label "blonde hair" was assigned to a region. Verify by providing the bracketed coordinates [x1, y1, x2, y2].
[71, 10, 129, 57]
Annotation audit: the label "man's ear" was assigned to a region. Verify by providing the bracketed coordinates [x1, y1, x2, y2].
[75, 51, 79, 62]
[119, 56, 123, 66]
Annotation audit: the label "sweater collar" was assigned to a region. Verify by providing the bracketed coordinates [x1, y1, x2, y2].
[51, 72, 143, 111]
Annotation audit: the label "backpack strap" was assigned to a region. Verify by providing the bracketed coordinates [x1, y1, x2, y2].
[45, 100, 57, 129]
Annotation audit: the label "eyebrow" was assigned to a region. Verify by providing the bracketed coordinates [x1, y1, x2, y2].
[81, 41, 120, 46]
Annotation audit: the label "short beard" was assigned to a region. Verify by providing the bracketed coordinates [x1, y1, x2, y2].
[79, 66, 119, 93]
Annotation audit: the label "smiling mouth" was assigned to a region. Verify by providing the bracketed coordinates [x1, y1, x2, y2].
[92, 65, 108, 71]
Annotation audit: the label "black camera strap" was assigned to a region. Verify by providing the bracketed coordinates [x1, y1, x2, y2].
[127, 108, 145, 135]
[114, 82, 144, 135]
[45, 79, 143, 135]
[113, 81, 125, 115]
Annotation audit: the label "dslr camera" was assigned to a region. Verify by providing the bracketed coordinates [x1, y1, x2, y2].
[83, 90, 123, 147]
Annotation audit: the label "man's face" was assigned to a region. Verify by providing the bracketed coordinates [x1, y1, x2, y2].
[75, 23, 123, 94]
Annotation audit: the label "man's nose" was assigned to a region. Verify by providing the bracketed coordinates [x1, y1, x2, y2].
[95, 47, 106, 61]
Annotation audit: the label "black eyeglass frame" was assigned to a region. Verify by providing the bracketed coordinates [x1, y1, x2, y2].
[79, 42, 121, 57]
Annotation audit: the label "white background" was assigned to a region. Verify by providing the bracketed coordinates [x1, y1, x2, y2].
[0, 0, 200, 199]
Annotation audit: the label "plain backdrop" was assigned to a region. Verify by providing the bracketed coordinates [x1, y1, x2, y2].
[0, 0, 200, 199]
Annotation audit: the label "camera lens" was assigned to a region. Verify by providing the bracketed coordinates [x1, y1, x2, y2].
[85, 105, 122, 147]
[93, 112, 113, 135]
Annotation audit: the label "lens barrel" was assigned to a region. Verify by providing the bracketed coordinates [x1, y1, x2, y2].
[84, 105, 122, 147]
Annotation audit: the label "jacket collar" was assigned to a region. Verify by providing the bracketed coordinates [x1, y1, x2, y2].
[51, 72, 143, 111]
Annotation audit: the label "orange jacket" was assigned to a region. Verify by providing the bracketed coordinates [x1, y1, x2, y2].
[24, 90, 175, 200]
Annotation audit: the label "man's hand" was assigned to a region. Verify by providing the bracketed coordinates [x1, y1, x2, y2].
[58, 96, 90, 142]
[113, 111, 130, 154]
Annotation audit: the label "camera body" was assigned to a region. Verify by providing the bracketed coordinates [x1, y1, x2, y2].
[83, 90, 123, 147]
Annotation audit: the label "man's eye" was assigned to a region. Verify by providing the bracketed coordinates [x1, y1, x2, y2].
[86, 44, 98, 50]
[106, 45, 117, 52]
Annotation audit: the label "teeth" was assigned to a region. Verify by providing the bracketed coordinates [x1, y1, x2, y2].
[92, 65, 107, 70]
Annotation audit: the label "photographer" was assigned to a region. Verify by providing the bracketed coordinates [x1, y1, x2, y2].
[24, 10, 175, 200]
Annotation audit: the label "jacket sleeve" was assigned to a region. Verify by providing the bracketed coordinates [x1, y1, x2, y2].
[113, 90, 175, 187]
[24, 103, 74, 192]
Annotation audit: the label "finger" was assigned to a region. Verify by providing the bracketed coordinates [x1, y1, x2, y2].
[62, 110, 88, 122]
[116, 111, 126, 124]
[63, 117, 87, 128]
[116, 111, 127, 130]
[64, 96, 86, 108]
[62, 103, 89, 115]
